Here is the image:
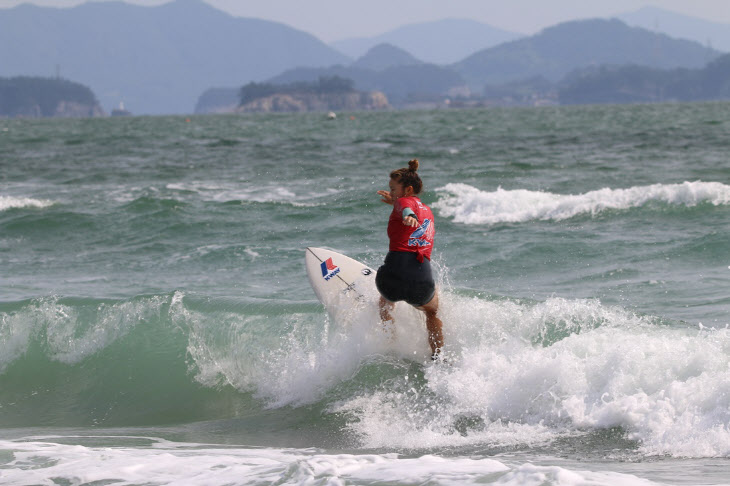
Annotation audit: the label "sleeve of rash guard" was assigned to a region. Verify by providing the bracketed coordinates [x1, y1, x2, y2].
[401, 207, 418, 221]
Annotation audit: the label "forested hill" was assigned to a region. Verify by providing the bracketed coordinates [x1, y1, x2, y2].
[0, 77, 104, 118]
[559, 53, 730, 104]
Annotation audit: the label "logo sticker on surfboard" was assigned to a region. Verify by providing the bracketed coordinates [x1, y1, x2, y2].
[320, 257, 340, 281]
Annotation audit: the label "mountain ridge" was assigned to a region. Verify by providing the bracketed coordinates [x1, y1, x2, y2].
[0, 0, 349, 114]
[350, 43, 423, 71]
[617, 6, 730, 52]
[453, 18, 721, 89]
[332, 18, 524, 64]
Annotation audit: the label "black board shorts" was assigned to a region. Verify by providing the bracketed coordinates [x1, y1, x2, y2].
[376, 251, 436, 307]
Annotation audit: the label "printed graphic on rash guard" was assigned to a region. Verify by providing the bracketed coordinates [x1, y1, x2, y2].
[408, 219, 433, 247]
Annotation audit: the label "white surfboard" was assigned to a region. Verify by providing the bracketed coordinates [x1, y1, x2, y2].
[305, 247, 379, 316]
[305, 246, 431, 359]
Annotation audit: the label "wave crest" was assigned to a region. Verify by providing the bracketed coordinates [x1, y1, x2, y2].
[433, 181, 730, 224]
[0, 196, 54, 211]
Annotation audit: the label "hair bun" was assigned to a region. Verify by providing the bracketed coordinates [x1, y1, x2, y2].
[408, 159, 419, 172]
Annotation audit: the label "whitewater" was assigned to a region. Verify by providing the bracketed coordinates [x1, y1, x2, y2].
[434, 181, 730, 224]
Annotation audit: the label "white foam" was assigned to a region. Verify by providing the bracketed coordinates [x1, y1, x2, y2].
[322, 294, 730, 457]
[172, 286, 730, 457]
[433, 181, 730, 224]
[0, 437, 663, 486]
[0, 195, 54, 211]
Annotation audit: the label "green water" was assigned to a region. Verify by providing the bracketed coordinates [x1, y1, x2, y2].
[1, 104, 729, 484]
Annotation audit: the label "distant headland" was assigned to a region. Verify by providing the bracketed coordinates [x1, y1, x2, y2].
[0, 77, 104, 118]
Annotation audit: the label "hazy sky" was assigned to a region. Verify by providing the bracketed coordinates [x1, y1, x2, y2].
[2, 0, 729, 42]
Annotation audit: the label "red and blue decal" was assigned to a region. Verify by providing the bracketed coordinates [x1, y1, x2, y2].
[320, 257, 340, 281]
[408, 218, 433, 247]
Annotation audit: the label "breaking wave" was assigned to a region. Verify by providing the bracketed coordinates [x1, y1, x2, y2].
[433, 181, 730, 224]
[0, 195, 55, 211]
[2, 291, 730, 457]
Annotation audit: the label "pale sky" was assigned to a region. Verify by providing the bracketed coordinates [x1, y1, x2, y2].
[1, 0, 729, 42]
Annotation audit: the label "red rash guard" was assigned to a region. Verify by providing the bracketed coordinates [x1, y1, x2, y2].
[387, 196, 435, 262]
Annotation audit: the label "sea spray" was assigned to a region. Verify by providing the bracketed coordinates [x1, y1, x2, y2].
[179, 288, 429, 408]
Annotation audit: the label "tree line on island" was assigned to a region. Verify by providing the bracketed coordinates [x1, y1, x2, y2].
[558, 54, 730, 104]
[0, 76, 103, 118]
[239, 76, 355, 105]
[235, 76, 388, 113]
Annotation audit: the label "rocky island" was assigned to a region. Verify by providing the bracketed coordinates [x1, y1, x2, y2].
[197, 76, 389, 114]
[0, 77, 104, 118]
[237, 76, 389, 113]
[238, 90, 389, 113]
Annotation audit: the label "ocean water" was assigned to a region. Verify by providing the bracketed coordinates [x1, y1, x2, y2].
[1, 103, 729, 485]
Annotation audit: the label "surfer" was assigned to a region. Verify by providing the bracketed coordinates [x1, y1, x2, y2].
[376, 159, 445, 361]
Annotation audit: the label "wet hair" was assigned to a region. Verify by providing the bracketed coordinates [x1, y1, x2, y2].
[390, 159, 423, 195]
